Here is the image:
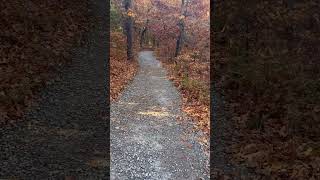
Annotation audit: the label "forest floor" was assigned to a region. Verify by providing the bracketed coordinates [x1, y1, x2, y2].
[0, 0, 109, 178]
[210, 89, 271, 179]
[1, 0, 89, 125]
[110, 51, 209, 179]
[159, 55, 210, 146]
[110, 32, 138, 101]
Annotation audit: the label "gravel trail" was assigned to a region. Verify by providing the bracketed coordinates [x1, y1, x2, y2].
[111, 51, 209, 180]
[0, 0, 109, 179]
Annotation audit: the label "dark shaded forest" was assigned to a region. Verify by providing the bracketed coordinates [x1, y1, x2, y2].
[1, 0, 319, 178]
[214, 0, 320, 178]
[1, 1, 89, 125]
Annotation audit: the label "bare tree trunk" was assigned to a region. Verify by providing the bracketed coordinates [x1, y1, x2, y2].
[140, 19, 149, 48]
[124, 0, 133, 60]
[140, 28, 146, 48]
[175, 0, 186, 57]
[152, 36, 156, 48]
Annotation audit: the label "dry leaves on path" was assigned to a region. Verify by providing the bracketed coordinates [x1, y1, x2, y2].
[158, 51, 210, 146]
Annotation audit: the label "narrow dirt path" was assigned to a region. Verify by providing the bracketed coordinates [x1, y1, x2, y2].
[111, 51, 209, 179]
[0, 0, 109, 179]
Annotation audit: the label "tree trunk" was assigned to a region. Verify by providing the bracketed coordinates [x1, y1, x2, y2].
[124, 0, 133, 60]
[175, 0, 186, 57]
[175, 21, 184, 57]
[140, 28, 146, 48]
[140, 19, 149, 48]
[152, 36, 156, 48]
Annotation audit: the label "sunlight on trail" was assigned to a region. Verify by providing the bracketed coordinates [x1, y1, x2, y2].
[138, 111, 170, 117]
[118, 102, 139, 105]
[126, 102, 139, 105]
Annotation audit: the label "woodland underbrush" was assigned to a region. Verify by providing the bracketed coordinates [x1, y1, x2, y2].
[214, 0, 320, 178]
[110, 31, 138, 101]
[1, 1, 89, 125]
[157, 47, 210, 145]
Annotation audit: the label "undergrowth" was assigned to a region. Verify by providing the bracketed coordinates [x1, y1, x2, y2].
[110, 32, 138, 101]
[1, 0, 89, 125]
[214, 0, 320, 178]
[157, 48, 210, 146]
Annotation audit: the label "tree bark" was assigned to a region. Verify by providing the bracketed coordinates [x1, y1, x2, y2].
[175, 20, 184, 57]
[124, 0, 133, 60]
[175, 0, 186, 57]
[140, 19, 149, 48]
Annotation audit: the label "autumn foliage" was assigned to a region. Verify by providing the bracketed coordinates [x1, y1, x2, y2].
[110, 32, 138, 101]
[155, 0, 210, 140]
[110, 1, 138, 101]
[128, 0, 210, 139]
[161, 52, 210, 141]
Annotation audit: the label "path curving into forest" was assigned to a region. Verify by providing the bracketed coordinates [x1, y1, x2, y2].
[111, 51, 209, 179]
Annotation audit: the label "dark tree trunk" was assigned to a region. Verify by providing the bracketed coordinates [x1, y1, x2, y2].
[140, 28, 146, 48]
[140, 19, 149, 48]
[124, 0, 133, 60]
[175, 20, 184, 57]
[152, 36, 156, 48]
[175, 0, 186, 57]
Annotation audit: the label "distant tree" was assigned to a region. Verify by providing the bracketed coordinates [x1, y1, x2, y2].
[140, 19, 149, 48]
[175, 0, 186, 57]
[124, 0, 133, 60]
